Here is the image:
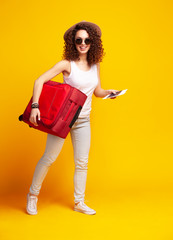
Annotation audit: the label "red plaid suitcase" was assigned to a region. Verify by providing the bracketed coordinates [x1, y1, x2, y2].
[18, 80, 87, 138]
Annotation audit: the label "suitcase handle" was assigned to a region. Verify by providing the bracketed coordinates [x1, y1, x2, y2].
[69, 105, 82, 128]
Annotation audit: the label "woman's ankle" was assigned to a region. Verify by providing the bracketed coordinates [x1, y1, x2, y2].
[29, 192, 38, 197]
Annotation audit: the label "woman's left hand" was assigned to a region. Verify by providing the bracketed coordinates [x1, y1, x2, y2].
[107, 89, 119, 99]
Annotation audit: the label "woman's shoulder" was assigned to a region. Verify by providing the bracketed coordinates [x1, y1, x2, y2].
[61, 59, 71, 66]
[95, 62, 100, 71]
[60, 59, 71, 76]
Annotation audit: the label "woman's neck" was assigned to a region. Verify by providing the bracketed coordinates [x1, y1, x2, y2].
[77, 54, 88, 63]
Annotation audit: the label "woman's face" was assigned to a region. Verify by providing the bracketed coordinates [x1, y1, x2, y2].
[74, 29, 91, 55]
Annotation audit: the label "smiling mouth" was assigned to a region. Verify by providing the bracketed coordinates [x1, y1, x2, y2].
[80, 46, 87, 50]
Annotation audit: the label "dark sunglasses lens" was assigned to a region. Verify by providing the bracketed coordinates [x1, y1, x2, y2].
[75, 38, 91, 45]
[85, 38, 91, 45]
[75, 38, 82, 45]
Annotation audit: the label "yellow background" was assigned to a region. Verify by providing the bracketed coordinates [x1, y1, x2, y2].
[0, 0, 173, 239]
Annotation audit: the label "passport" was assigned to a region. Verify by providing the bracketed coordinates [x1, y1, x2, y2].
[103, 89, 128, 99]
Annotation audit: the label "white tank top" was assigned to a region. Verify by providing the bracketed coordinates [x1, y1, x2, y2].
[63, 60, 98, 118]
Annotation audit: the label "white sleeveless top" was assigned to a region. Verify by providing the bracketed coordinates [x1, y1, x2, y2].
[63, 60, 98, 118]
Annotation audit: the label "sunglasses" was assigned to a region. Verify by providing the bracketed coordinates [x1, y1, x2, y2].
[75, 37, 91, 45]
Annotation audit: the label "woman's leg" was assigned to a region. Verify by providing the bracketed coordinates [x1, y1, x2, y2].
[29, 133, 65, 196]
[70, 117, 91, 204]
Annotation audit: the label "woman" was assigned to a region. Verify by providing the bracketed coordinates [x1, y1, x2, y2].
[26, 20, 118, 215]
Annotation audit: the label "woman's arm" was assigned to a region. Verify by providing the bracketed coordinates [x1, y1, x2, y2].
[32, 60, 69, 103]
[93, 63, 118, 98]
[29, 60, 69, 126]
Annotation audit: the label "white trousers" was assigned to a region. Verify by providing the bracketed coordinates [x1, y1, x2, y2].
[29, 116, 91, 203]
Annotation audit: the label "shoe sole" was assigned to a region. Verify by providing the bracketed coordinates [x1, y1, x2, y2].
[26, 208, 38, 215]
[74, 208, 96, 215]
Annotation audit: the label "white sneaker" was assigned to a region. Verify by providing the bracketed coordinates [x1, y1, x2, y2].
[74, 201, 96, 215]
[26, 193, 38, 215]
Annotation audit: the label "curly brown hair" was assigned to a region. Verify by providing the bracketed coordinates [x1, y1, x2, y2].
[61, 23, 106, 65]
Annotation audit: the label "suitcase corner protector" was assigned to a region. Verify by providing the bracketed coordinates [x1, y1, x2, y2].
[19, 114, 23, 121]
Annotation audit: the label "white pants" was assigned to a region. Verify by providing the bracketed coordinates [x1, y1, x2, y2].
[29, 116, 91, 203]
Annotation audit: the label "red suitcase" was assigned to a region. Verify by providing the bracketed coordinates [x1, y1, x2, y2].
[18, 80, 87, 138]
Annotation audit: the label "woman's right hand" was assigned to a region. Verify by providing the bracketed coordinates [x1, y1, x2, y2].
[29, 108, 41, 126]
